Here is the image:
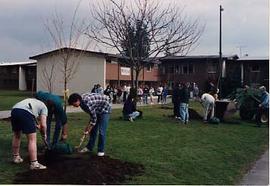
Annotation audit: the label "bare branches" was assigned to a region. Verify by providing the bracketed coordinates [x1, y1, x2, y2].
[43, 1, 91, 110]
[86, 0, 203, 59]
[85, 0, 204, 87]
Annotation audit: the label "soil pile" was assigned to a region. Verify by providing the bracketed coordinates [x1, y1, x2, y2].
[14, 153, 144, 184]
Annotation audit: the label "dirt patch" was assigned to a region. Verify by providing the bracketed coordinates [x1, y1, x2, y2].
[164, 108, 203, 120]
[14, 152, 144, 184]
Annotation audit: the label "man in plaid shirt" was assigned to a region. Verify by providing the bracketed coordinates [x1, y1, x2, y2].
[68, 92, 112, 156]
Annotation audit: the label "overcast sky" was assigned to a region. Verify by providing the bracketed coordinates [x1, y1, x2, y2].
[0, 0, 268, 61]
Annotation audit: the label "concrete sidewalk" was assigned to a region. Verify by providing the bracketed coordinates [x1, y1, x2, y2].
[239, 150, 269, 185]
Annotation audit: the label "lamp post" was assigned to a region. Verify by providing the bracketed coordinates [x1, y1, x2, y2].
[218, 5, 224, 96]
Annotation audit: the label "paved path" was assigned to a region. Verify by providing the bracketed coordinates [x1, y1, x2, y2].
[239, 150, 269, 185]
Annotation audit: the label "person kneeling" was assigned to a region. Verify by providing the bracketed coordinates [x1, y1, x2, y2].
[122, 95, 142, 122]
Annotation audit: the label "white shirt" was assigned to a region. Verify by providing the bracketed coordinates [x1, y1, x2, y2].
[201, 93, 215, 105]
[13, 98, 48, 118]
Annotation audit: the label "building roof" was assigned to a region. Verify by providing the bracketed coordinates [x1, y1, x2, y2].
[159, 54, 239, 61]
[29, 47, 110, 60]
[238, 56, 269, 61]
[0, 61, 36, 66]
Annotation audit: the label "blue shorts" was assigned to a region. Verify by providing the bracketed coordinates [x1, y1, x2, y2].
[11, 108, 36, 134]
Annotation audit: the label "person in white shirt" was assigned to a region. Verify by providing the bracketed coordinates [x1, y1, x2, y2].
[11, 98, 48, 170]
[200, 93, 215, 122]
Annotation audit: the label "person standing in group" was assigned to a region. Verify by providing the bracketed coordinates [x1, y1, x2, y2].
[137, 86, 144, 105]
[172, 83, 181, 119]
[149, 86, 155, 104]
[162, 85, 168, 104]
[96, 84, 104, 94]
[35, 91, 68, 146]
[157, 85, 163, 104]
[11, 98, 48, 170]
[256, 86, 269, 127]
[193, 83, 200, 100]
[68, 92, 111, 156]
[179, 83, 189, 124]
[200, 93, 215, 122]
[143, 85, 149, 104]
[104, 85, 113, 102]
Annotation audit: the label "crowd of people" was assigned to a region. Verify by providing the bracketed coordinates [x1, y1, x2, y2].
[9, 81, 268, 171]
[90, 83, 172, 105]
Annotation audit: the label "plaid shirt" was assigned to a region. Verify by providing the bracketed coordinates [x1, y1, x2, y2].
[80, 93, 112, 125]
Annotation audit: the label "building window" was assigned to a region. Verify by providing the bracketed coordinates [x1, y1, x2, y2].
[146, 64, 152, 72]
[175, 65, 180, 74]
[183, 65, 188, 74]
[207, 62, 217, 74]
[189, 64, 194, 74]
[169, 66, 174, 73]
[251, 64, 260, 72]
[161, 66, 166, 74]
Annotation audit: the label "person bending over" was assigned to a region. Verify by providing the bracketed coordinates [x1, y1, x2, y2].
[11, 98, 48, 170]
[68, 92, 111, 156]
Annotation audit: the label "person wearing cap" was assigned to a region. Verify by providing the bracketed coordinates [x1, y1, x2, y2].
[11, 98, 48, 170]
[68, 92, 111, 156]
[35, 91, 68, 146]
[256, 86, 269, 126]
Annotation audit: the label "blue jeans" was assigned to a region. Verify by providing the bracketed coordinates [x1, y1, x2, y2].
[179, 103, 189, 123]
[143, 94, 148, 104]
[86, 113, 110, 153]
[46, 112, 62, 146]
[129, 111, 140, 119]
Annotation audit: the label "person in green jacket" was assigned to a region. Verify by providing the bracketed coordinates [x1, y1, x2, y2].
[35, 91, 68, 146]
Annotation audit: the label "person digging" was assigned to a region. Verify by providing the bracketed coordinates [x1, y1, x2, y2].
[11, 98, 48, 170]
[35, 91, 68, 147]
[68, 92, 112, 157]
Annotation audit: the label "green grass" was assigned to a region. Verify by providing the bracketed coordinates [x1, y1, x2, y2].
[0, 90, 32, 110]
[0, 102, 268, 184]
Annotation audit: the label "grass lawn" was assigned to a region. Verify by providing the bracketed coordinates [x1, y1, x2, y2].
[0, 102, 268, 184]
[0, 90, 32, 110]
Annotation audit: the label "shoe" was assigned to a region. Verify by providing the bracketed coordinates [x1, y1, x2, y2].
[30, 161, 47, 170]
[129, 117, 134, 122]
[79, 147, 90, 153]
[97, 152, 105, 157]
[13, 155, 23, 164]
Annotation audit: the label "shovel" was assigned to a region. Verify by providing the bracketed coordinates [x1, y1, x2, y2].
[74, 131, 89, 151]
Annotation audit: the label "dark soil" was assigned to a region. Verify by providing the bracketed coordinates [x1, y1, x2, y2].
[14, 152, 144, 184]
[164, 107, 203, 120]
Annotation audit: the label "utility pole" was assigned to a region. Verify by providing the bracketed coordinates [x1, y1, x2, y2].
[218, 5, 224, 95]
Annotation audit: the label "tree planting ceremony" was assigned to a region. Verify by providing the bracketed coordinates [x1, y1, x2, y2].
[0, 0, 268, 185]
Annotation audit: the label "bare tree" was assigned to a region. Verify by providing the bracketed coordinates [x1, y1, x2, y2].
[41, 61, 56, 93]
[43, 1, 90, 110]
[85, 0, 204, 88]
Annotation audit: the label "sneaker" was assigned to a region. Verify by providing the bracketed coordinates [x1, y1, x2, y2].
[97, 152, 105, 157]
[13, 155, 23, 164]
[30, 161, 47, 170]
[129, 117, 134, 122]
[79, 147, 90, 153]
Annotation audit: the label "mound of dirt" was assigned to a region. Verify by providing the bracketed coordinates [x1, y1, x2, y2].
[14, 152, 144, 184]
[165, 108, 203, 120]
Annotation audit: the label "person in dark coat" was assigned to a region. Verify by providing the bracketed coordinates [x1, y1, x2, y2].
[172, 83, 181, 118]
[122, 95, 142, 122]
